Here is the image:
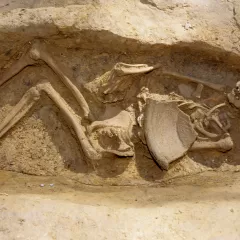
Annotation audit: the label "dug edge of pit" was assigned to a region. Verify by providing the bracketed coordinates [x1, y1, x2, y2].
[0, 7, 240, 190]
[0, 170, 240, 205]
[0, 31, 240, 187]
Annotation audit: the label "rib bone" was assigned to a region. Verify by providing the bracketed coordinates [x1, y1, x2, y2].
[194, 121, 220, 139]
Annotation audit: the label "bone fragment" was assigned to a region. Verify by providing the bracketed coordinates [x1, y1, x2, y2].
[0, 50, 36, 87]
[194, 121, 219, 139]
[0, 87, 40, 138]
[192, 83, 204, 98]
[206, 103, 226, 117]
[190, 134, 233, 152]
[0, 81, 101, 162]
[0, 41, 92, 120]
[163, 71, 226, 92]
[29, 42, 92, 120]
[114, 62, 161, 76]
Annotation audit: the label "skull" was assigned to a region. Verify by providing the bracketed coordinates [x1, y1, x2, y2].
[228, 81, 240, 108]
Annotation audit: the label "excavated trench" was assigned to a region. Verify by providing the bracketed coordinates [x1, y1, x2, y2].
[0, 30, 240, 186]
[0, 2, 240, 239]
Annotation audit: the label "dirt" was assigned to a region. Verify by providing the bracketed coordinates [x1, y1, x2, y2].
[0, 0, 98, 13]
[1, 171, 240, 239]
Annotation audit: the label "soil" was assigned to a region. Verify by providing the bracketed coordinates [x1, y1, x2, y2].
[1, 170, 240, 239]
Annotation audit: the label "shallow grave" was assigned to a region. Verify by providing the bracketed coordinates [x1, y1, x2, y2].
[0, 1, 240, 239]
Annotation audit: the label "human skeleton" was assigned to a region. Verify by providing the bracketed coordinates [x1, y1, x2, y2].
[0, 41, 237, 170]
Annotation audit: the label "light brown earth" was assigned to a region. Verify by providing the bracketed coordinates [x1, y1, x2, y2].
[1, 171, 240, 240]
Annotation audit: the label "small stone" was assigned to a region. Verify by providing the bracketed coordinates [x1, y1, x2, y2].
[49, 184, 54, 187]
[40, 184, 45, 187]
[183, 22, 193, 30]
[230, 209, 234, 213]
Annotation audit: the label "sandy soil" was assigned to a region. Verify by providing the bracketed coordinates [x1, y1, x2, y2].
[1, 171, 240, 240]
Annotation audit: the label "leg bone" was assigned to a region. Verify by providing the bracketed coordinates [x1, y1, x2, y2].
[163, 71, 226, 92]
[190, 134, 233, 152]
[0, 81, 101, 161]
[0, 49, 36, 87]
[114, 62, 160, 76]
[0, 87, 40, 138]
[37, 82, 101, 160]
[0, 41, 92, 120]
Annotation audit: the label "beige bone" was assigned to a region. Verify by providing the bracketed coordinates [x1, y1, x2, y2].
[192, 83, 204, 98]
[0, 41, 92, 120]
[0, 81, 101, 161]
[191, 134, 233, 152]
[163, 71, 226, 92]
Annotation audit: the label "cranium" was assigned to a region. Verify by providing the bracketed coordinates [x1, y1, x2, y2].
[227, 81, 240, 109]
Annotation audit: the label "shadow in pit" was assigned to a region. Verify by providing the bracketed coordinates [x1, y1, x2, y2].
[134, 142, 166, 181]
[25, 100, 131, 178]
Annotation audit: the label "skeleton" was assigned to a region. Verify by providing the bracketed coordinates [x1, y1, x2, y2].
[0, 41, 235, 170]
[137, 89, 233, 170]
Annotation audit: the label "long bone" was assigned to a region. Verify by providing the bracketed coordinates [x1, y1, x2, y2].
[0, 88, 40, 138]
[190, 134, 233, 152]
[105, 64, 226, 95]
[0, 81, 101, 161]
[0, 50, 37, 87]
[192, 83, 204, 98]
[0, 42, 92, 120]
[163, 71, 226, 92]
